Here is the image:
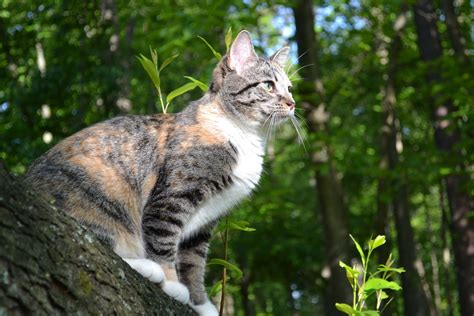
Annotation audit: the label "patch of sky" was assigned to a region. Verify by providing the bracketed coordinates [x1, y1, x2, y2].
[0, 102, 8, 113]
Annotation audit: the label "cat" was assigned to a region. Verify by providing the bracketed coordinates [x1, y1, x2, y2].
[25, 30, 296, 315]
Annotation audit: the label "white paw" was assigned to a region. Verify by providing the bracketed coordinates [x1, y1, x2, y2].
[162, 281, 190, 304]
[123, 258, 165, 283]
[190, 300, 219, 316]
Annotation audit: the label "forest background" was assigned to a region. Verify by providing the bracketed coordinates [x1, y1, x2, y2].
[0, 0, 472, 315]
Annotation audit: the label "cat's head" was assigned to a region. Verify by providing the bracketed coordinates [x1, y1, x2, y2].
[211, 31, 295, 130]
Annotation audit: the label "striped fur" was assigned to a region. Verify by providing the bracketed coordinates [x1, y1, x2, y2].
[25, 31, 295, 313]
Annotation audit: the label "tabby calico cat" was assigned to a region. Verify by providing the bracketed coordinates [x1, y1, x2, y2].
[25, 30, 295, 315]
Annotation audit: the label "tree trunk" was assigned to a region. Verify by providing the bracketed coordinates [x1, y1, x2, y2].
[439, 180, 454, 316]
[441, 0, 468, 62]
[377, 8, 432, 315]
[240, 270, 254, 316]
[413, 1, 474, 315]
[292, 1, 352, 314]
[0, 163, 195, 315]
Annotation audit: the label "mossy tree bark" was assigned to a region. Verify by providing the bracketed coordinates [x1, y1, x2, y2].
[0, 163, 195, 315]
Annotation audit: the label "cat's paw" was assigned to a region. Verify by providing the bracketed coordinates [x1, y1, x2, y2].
[162, 281, 190, 304]
[123, 258, 165, 283]
[190, 300, 219, 316]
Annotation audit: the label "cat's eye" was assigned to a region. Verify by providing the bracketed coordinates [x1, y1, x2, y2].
[261, 81, 275, 92]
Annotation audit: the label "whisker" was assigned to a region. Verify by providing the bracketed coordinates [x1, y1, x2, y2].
[290, 115, 307, 151]
[263, 112, 275, 146]
[294, 111, 309, 129]
[289, 63, 314, 80]
[285, 50, 309, 75]
[267, 114, 277, 146]
[262, 112, 273, 128]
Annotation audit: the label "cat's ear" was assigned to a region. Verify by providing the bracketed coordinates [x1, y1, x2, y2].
[270, 46, 290, 68]
[228, 30, 258, 74]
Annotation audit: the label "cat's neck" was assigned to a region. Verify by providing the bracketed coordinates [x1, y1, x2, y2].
[189, 94, 265, 153]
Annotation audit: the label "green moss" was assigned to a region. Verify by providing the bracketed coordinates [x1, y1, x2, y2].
[78, 271, 92, 297]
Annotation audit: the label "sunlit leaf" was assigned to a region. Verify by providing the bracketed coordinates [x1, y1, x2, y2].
[149, 46, 158, 67]
[184, 76, 208, 91]
[166, 82, 197, 104]
[358, 310, 380, 316]
[159, 54, 179, 71]
[377, 265, 405, 274]
[335, 303, 356, 315]
[369, 235, 386, 251]
[207, 258, 243, 279]
[225, 27, 233, 52]
[339, 261, 359, 276]
[198, 36, 222, 60]
[228, 219, 256, 232]
[208, 280, 222, 298]
[364, 278, 402, 292]
[137, 54, 160, 89]
[350, 234, 366, 266]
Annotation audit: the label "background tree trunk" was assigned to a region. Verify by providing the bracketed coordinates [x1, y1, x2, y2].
[292, 1, 352, 314]
[379, 6, 435, 316]
[377, 8, 432, 315]
[441, 0, 468, 62]
[0, 163, 195, 315]
[413, 1, 474, 315]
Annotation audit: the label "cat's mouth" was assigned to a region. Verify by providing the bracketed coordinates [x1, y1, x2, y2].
[261, 108, 305, 144]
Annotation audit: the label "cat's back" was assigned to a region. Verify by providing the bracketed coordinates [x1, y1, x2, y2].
[25, 114, 175, 207]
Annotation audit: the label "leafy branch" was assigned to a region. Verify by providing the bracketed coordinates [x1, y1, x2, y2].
[207, 218, 255, 315]
[336, 235, 405, 316]
[137, 47, 207, 113]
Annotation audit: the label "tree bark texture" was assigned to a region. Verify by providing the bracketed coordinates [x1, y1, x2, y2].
[292, 1, 352, 314]
[0, 163, 195, 315]
[413, 1, 474, 315]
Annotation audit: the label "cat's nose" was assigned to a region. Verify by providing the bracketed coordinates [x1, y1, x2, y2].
[286, 99, 295, 110]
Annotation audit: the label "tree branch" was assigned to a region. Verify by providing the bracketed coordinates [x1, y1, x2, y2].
[0, 162, 195, 315]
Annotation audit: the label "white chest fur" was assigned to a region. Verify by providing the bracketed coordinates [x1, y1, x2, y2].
[181, 117, 264, 240]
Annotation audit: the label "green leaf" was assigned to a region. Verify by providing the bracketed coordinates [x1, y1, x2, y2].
[208, 280, 222, 298]
[369, 235, 386, 251]
[358, 310, 380, 316]
[339, 261, 359, 276]
[364, 278, 402, 292]
[225, 27, 233, 52]
[207, 258, 243, 279]
[184, 76, 208, 91]
[198, 36, 222, 60]
[166, 82, 198, 104]
[377, 265, 405, 274]
[335, 303, 356, 315]
[159, 54, 179, 71]
[339, 261, 359, 287]
[350, 234, 366, 267]
[439, 167, 452, 176]
[137, 54, 160, 89]
[379, 290, 389, 300]
[149, 46, 158, 67]
[227, 219, 256, 232]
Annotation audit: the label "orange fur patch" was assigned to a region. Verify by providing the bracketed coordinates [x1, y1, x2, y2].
[67, 155, 141, 229]
[179, 101, 226, 151]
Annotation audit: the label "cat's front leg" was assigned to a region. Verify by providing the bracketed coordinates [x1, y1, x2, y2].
[177, 227, 219, 316]
[142, 201, 193, 304]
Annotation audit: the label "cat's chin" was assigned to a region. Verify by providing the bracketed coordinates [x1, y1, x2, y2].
[273, 115, 291, 125]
